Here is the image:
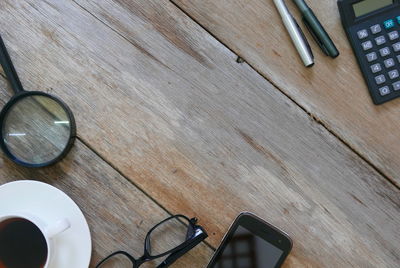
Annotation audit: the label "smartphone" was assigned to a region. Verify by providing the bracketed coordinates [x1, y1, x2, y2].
[207, 212, 292, 268]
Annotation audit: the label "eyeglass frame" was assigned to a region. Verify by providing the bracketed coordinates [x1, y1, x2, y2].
[96, 214, 208, 268]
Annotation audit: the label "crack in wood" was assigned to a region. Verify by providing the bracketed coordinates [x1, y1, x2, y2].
[168, 0, 400, 191]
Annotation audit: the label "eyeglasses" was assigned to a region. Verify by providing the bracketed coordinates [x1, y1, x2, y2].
[96, 215, 208, 268]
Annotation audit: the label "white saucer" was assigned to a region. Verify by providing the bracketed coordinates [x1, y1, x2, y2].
[0, 180, 92, 268]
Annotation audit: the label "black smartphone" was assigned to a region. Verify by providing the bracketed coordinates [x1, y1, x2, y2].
[207, 212, 292, 268]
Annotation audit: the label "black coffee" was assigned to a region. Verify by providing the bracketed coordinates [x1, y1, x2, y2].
[0, 218, 48, 268]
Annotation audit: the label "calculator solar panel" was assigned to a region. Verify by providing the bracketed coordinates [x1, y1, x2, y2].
[338, 0, 400, 105]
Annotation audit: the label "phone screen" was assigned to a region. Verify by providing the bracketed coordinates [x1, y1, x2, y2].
[209, 225, 284, 268]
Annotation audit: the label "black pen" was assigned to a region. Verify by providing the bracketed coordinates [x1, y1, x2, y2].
[292, 0, 339, 58]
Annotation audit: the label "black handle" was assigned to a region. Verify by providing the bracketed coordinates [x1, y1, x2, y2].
[0, 34, 24, 93]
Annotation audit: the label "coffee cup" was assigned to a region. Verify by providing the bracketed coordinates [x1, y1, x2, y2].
[0, 212, 70, 268]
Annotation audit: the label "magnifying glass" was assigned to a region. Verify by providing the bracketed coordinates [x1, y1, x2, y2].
[0, 34, 76, 167]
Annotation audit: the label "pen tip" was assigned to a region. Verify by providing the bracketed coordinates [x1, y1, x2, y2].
[331, 51, 340, 58]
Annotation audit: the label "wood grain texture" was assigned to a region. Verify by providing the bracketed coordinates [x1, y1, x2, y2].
[171, 0, 400, 188]
[0, 139, 213, 268]
[0, 0, 399, 267]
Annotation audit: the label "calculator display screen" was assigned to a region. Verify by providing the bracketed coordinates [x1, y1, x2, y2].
[353, 0, 393, 17]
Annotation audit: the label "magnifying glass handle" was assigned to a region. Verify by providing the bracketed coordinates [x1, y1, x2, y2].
[0, 34, 24, 93]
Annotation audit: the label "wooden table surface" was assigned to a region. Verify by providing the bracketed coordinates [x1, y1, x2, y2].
[0, 0, 399, 267]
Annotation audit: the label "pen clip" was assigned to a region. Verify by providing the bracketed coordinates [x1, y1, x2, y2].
[302, 16, 329, 56]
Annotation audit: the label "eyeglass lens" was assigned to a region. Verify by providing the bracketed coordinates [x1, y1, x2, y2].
[98, 217, 194, 268]
[147, 216, 191, 257]
[97, 253, 134, 268]
[2, 95, 72, 165]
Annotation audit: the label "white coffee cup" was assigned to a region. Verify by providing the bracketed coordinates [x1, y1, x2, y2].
[0, 212, 71, 268]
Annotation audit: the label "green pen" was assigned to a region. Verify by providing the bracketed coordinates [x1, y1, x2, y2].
[292, 0, 339, 58]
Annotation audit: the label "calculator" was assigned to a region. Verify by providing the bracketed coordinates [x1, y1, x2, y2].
[338, 0, 400, 105]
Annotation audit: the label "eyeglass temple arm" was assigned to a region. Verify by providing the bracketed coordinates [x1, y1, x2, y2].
[157, 229, 208, 268]
[0, 34, 24, 93]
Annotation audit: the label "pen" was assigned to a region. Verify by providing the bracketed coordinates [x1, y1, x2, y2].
[292, 0, 339, 58]
[273, 0, 314, 67]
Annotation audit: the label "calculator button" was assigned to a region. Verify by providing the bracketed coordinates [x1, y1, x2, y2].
[379, 47, 391, 57]
[371, 24, 382, 34]
[375, 36, 386, 46]
[397, 55, 400, 63]
[389, 70, 399, 80]
[375, 74, 386, 85]
[357, 29, 368, 39]
[393, 81, 400, 91]
[362, 41, 373, 51]
[371, 63, 382, 73]
[384, 19, 395, 29]
[366, 52, 377, 62]
[393, 42, 400, 52]
[384, 58, 395, 68]
[388, 31, 399, 41]
[379, 86, 391, 96]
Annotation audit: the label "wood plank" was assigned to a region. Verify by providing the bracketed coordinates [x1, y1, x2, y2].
[0, 138, 212, 267]
[171, 0, 400, 188]
[0, 0, 399, 266]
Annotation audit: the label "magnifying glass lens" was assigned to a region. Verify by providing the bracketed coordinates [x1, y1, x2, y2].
[2, 95, 72, 165]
